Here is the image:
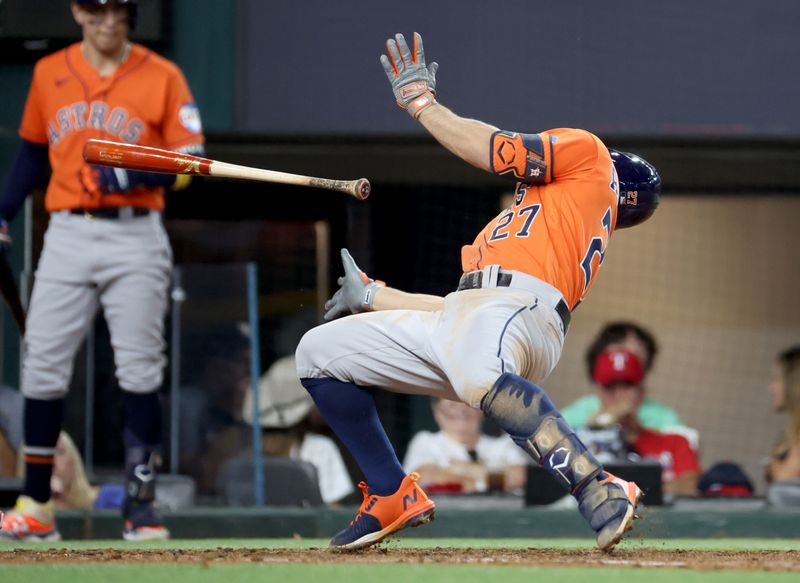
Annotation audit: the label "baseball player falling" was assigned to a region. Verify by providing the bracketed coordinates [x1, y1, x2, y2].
[295, 32, 661, 551]
[0, 0, 204, 541]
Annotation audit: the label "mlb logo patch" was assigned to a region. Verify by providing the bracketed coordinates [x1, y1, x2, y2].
[179, 103, 203, 134]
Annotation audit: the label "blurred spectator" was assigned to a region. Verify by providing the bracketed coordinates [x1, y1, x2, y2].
[50, 432, 127, 511]
[403, 398, 528, 494]
[0, 389, 123, 507]
[47, 431, 187, 512]
[575, 348, 701, 496]
[0, 432, 14, 478]
[50, 431, 98, 510]
[3, 425, 125, 511]
[178, 323, 252, 495]
[766, 346, 800, 506]
[243, 355, 354, 505]
[0, 385, 23, 477]
[562, 321, 686, 432]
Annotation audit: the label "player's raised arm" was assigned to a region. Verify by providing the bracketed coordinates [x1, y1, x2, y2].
[380, 32, 498, 173]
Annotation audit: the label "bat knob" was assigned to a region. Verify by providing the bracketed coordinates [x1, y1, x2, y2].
[356, 178, 371, 200]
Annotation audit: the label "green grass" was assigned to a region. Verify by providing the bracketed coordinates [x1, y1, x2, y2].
[3, 564, 799, 583]
[2, 539, 799, 583]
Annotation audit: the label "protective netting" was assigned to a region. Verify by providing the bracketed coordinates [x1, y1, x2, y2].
[545, 195, 800, 493]
[167, 219, 327, 368]
[379, 190, 800, 492]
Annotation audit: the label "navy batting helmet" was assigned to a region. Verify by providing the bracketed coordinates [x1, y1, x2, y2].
[610, 150, 661, 229]
[74, 0, 138, 30]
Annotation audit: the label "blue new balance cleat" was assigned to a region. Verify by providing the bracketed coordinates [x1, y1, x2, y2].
[330, 472, 435, 551]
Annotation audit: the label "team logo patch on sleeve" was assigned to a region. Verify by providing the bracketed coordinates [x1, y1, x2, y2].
[179, 103, 203, 134]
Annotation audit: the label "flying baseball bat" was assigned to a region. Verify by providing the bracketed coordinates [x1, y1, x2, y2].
[82, 139, 370, 200]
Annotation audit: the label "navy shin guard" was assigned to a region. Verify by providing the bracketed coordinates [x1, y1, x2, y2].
[480, 373, 602, 494]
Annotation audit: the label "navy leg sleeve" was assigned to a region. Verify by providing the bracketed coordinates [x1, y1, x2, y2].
[301, 377, 406, 496]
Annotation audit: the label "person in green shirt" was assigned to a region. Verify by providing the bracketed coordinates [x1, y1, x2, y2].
[561, 322, 683, 430]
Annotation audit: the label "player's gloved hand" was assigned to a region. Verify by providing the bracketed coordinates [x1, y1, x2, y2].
[81, 164, 134, 195]
[324, 248, 385, 321]
[80, 165, 175, 196]
[380, 32, 439, 119]
[0, 218, 12, 253]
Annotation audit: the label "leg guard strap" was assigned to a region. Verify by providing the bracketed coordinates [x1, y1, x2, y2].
[577, 478, 631, 531]
[481, 373, 602, 493]
[124, 443, 159, 503]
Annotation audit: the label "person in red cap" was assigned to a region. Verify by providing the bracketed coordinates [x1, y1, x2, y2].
[588, 348, 648, 428]
[584, 348, 701, 496]
[562, 322, 685, 430]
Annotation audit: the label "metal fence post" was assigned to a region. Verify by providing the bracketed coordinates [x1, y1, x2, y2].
[246, 262, 264, 506]
[169, 267, 186, 475]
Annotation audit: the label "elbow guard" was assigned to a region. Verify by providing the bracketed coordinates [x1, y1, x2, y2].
[490, 131, 551, 183]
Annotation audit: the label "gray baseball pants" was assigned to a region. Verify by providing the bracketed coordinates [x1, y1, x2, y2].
[21, 210, 171, 400]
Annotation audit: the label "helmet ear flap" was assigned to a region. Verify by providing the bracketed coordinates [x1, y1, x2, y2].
[610, 150, 661, 229]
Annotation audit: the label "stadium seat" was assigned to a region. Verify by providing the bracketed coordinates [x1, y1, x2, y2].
[217, 456, 324, 507]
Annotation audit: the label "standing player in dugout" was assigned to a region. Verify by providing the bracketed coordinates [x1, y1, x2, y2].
[296, 32, 661, 551]
[0, 0, 204, 541]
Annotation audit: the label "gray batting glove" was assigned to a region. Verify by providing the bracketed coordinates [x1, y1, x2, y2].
[380, 32, 439, 119]
[323, 249, 385, 321]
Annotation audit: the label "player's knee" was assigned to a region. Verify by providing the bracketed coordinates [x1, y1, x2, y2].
[295, 326, 326, 379]
[115, 349, 165, 393]
[455, 383, 492, 409]
[21, 383, 68, 400]
[480, 372, 560, 434]
[117, 365, 164, 395]
[451, 366, 507, 409]
[22, 364, 71, 400]
[481, 372, 601, 492]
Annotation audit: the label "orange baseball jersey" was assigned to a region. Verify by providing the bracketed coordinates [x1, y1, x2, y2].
[19, 43, 204, 211]
[462, 128, 618, 309]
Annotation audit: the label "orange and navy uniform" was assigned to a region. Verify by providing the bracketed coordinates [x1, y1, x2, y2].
[462, 128, 618, 310]
[18, 42, 204, 212]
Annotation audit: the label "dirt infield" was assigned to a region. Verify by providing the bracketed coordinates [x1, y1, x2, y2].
[0, 546, 798, 571]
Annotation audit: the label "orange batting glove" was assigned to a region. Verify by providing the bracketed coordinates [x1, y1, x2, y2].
[380, 32, 439, 119]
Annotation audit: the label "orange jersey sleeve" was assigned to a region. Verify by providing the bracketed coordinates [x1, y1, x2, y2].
[463, 128, 619, 309]
[161, 66, 204, 151]
[20, 43, 205, 212]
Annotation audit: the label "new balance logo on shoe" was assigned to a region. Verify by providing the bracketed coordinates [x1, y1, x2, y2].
[329, 474, 435, 550]
[402, 490, 418, 511]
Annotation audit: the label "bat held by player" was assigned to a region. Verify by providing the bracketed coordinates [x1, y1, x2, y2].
[82, 139, 370, 200]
